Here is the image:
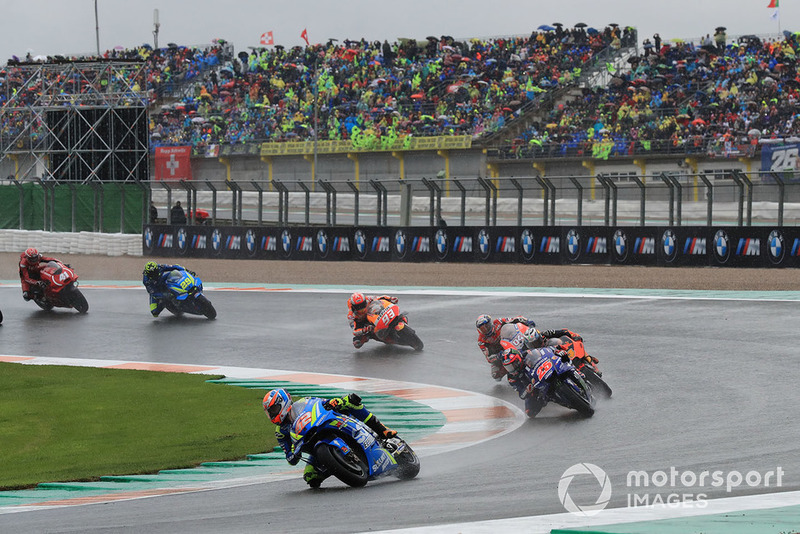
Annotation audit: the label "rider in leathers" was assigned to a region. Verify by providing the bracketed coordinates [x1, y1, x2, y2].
[18, 248, 57, 301]
[475, 314, 535, 381]
[142, 261, 194, 316]
[347, 292, 399, 348]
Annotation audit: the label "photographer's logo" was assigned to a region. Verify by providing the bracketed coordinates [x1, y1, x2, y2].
[558, 463, 612, 516]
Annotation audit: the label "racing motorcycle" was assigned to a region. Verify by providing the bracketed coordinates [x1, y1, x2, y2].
[365, 298, 423, 351]
[522, 346, 595, 417]
[156, 269, 216, 319]
[289, 397, 420, 488]
[29, 260, 88, 314]
[500, 323, 611, 397]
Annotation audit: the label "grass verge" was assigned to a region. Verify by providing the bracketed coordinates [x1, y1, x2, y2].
[0, 362, 276, 490]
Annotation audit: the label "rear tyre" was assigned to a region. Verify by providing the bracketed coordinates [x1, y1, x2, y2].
[555, 378, 595, 417]
[315, 442, 369, 487]
[195, 295, 217, 319]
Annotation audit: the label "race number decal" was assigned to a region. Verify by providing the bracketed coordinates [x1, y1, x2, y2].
[770, 146, 799, 171]
[536, 360, 553, 381]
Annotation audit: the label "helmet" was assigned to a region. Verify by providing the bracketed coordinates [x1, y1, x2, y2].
[502, 347, 524, 375]
[263, 388, 292, 424]
[349, 292, 367, 315]
[476, 314, 493, 335]
[24, 247, 41, 263]
[523, 328, 544, 349]
[143, 261, 159, 278]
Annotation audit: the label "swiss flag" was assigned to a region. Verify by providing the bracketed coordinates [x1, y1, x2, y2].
[260, 31, 274, 46]
[301, 28, 309, 45]
[155, 146, 193, 181]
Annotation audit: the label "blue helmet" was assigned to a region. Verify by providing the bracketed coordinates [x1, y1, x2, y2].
[263, 388, 292, 424]
[476, 314, 493, 335]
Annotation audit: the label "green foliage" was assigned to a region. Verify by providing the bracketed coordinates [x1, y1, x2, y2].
[0, 363, 275, 489]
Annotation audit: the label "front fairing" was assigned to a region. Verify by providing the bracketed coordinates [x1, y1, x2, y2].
[290, 398, 397, 478]
[162, 271, 203, 301]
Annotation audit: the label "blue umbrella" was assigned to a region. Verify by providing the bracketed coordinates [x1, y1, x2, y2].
[587, 27, 599, 35]
[538, 25, 556, 31]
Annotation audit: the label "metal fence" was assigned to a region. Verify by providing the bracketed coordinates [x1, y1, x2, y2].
[148, 170, 800, 230]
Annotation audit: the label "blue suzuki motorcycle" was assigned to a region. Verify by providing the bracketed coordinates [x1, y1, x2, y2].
[159, 269, 216, 319]
[525, 346, 595, 417]
[289, 398, 420, 488]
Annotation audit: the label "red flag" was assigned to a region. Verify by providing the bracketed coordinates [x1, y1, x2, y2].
[155, 147, 193, 181]
[301, 28, 309, 45]
[768, 0, 779, 7]
[260, 31, 274, 45]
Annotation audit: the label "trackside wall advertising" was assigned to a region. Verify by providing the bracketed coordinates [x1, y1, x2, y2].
[142, 225, 800, 268]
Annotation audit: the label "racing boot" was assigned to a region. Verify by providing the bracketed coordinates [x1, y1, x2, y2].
[366, 415, 397, 439]
[303, 463, 327, 489]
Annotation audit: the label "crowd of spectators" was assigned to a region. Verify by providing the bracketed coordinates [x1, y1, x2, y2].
[4, 24, 800, 162]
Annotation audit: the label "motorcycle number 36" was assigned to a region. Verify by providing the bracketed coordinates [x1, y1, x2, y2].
[535, 360, 553, 381]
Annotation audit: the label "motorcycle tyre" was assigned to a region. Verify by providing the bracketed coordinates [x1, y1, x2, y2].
[314, 442, 369, 487]
[580, 364, 612, 398]
[195, 294, 217, 320]
[396, 325, 423, 351]
[555, 378, 595, 417]
[392, 441, 421, 480]
[65, 285, 89, 314]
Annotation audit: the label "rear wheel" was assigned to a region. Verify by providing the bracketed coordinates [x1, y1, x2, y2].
[314, 442, 369, 487]
[195, 295, 217, 319]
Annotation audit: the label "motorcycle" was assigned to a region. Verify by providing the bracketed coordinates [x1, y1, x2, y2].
[289, 397, 420, 488]
[547, 336, 612, 398]
[522, 346, 595, 417]
[156, 269, 216, 319]
[29, 260, 88, 314]
[500, 323, 612, 398]
[365, 298, 423, 351]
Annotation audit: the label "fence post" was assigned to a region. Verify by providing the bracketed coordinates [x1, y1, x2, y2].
[569, 177, 583, 226]
[13, 180, 23, 230]
[319, 180, 337, 226]
[476, 177, 496, 226]
[225, 179, 242, 225]
[369, 180, 387, 226]
[734, 170, 752, 226]
[658, 173, 675, 226]
[297, 182, 311, 225]
[631, 175, 646, 226]
[180, 179, 196, 225]
[452, 178, 466, 226]
[596, 175, 614, 226]
[204, 181, 218, 226]
[421, 177, 442, 227]
[250, 181, 264, 226]
[729, 172, 745, 226]
[698, 173, 713, 226]
[161, 181, 173, 225]
[533, 177, 548, 226]
[770, 172, 785, 226]
[273, 180, 288, 225]
[347, 180, 360, 227]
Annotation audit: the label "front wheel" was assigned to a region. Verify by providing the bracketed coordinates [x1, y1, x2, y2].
[315, 442, 369, 487]
[554, 377, 595, 417]
[579, 365, 612, 398]
[388, 439, 420, 480]
[396, 325, 423, 351]
[65, 285, 89, 314]
[195, 294, 216, 319]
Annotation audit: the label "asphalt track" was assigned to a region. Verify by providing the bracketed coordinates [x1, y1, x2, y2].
[1, 283, 800, 533]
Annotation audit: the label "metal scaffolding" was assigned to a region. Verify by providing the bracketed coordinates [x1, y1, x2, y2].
[0, 59, 150, 183]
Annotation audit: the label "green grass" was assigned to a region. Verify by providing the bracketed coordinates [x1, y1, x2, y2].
[0, 362, 277, 490]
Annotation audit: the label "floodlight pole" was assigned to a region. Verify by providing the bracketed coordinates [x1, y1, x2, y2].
[94, 0, 100, 55]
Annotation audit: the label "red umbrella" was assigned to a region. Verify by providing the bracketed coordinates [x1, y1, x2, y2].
[410, 93, 424, 99]
[691, 118, 706, 126]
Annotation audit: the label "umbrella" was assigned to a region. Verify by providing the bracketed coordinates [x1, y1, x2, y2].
[587, 28, 599, 36]
[609, 23, 619, 27]
[552, 22, 564, 27]
[748, 128, 762, 137]
[691, 118, 706, 126]
[575, 22, 587, 28]
[538, 25, 556, 31]
[715, 26, 726, 32]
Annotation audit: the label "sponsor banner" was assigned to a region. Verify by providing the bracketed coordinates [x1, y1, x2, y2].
[520, 227, 562, 264]
[154, 146, 192, 181]
[143, 225, 800, 268]
[259, 135, 471, 157]
[610, 227, 658, 266]
[392, 227, 435, 262]
[760, 143, 800, 173]
[563, 226, 611, 265]
[352, 227, 392, 262]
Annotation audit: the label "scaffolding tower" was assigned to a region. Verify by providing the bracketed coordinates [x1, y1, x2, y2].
[0, 59, 150, 183]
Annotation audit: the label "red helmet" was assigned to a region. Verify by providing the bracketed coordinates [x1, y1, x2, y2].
[349, 292, 367, 315]
[263, 388, 292, 424]
[502, 347, 524, 375]
[24, 247, 41, 263]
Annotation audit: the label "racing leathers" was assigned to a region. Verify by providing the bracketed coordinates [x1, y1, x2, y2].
[348, 294, 398, 348]
[142, 263, 191, 316]
[504, 346, 569, 418]
[274, 393, 396, 488]
[19, 253, 57, 300]
[477, 316, 535, 381]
